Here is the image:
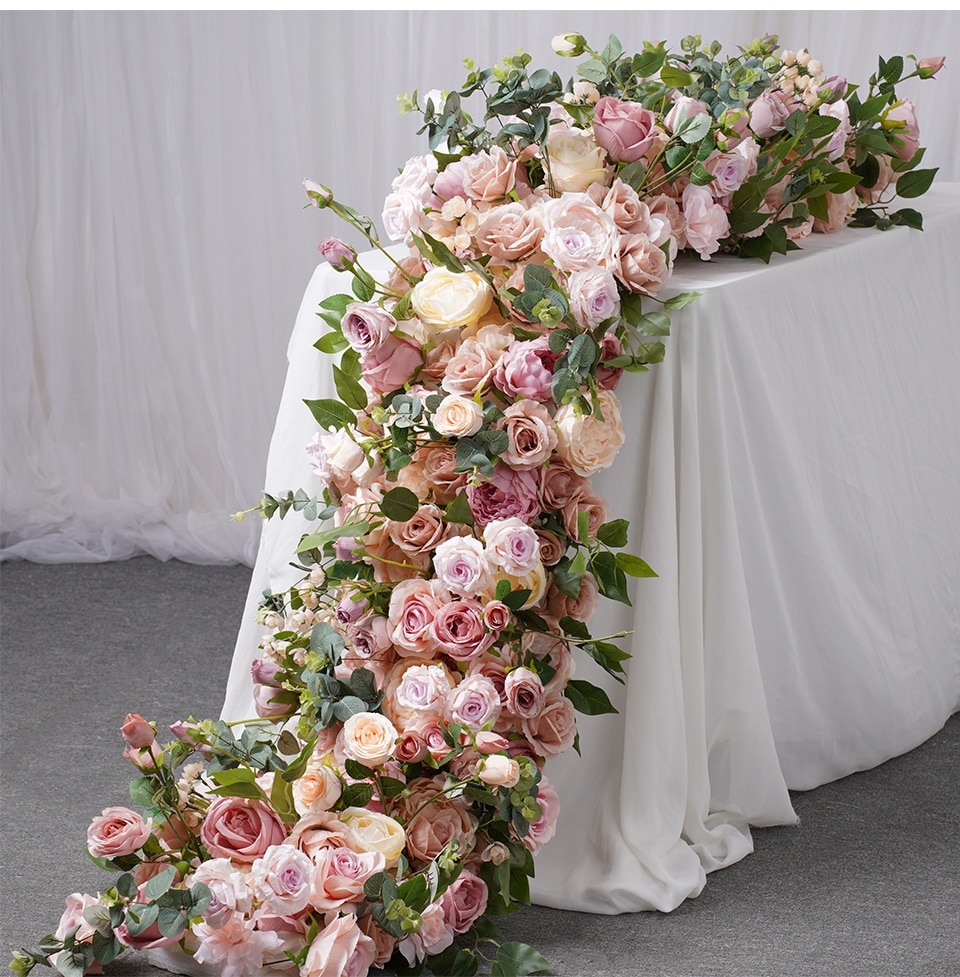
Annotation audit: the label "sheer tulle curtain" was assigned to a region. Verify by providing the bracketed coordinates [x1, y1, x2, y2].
[2, 11, 957, 565]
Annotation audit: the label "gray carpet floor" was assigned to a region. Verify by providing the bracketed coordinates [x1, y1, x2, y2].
[1, 558, 958, 977]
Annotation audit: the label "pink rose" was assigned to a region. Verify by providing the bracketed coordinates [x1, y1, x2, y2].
[440, 870, 489, 933]
[539, 460, 587, 512]
[383, 660, 455, 729]
[663, 95, 711, 134]
[475, 730, 510, 754]
[359, 912, 398, 967]
[387, 577, 448, 657]
[749, 90, 792, 138]
[483, 517, 540, 575]
[461, 146, 517, 202]
[704, 150, 751, 198]
[466, 464, 541, 528]
[121, 713, 156, 749]
[432, 536, 492, 599]
[192, 916, 284, 975]
[251, 844, 314, 916]
[883, 99, 920, 161]
[540, 194, 620, 273]
[398, 903, 455, 966]
[431, 159, 469, 202]
[917, 56, 945, 78]
[441, 338, 500, 397]
[535, 529, 566, 567]
[381, 188, 425, 242]
[592, 96, 659, 162]
[521, 693, 577, 758]
[55, 893, 100, 944]
[493, 336, 558, 402]
[200, 796, 287, 864]
[303, 914, 378, 977]
[681, 184, 730, 260]
[568, 267, 621, 328]
[475, 202, 543, 261]
[406, 803, 477, 864]
[618, 232, 669, 295]
[87, 806, 151, 858]
[596, 332, 624, 391]
[482, 599, 512, 632]
[310, 844, 386, 912]
[522, 777, 560, 853]
[445, 673, 502, 728]
[504, 667, 546, 720]
[395, 729, 427, 763]
[496, 399, 558, 471]
[360, 334, 423, 395]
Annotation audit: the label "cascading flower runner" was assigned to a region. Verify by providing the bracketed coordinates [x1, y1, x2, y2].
[13, 31, 943, 977]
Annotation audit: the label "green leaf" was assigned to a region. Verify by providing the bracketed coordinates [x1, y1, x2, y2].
[212, 767, 257, 786]
[333, 695, 369, 722]
[379, 776, 408, 799]
[209, 781, 267, 800]
[445, 490, 475, 526]
[896, 167, 938, 199]
[883, 55, 904, 83]
[637, 311, 671, 337]
[495, 578, 512, 601]
[319, 293, 352, 314]
[314, 331, 349, 355]
[129, 776, 155, 807]
[559, 615, 591, 640]
[332, 364, 368, 411]
[551, 557, 584, 600]
[589, 551, 632, 605]
[143, 866, 177, 902]
[566, 333, 598, 375]
[502, 588, 532, 611]
[565, 679, 617, 716]
[893, 207, 923, 230]
[577, 60, 608, 84]
[616, 551, 658, 577]
[659, 65, 693, 88]
[345, 758, 375, 780]
[379, 486, 420, 522]
[303, 398, 356, 431]
[662, 290, 701, 311]
[492, 942, 552, 976]
[596, 518, 629, 548]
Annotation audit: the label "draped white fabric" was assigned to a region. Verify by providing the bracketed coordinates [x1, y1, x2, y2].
[221, 187, 960, 913]
[3, 11, 959, 564]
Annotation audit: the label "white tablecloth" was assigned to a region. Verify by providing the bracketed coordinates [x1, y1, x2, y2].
[222, 184, 960, 914]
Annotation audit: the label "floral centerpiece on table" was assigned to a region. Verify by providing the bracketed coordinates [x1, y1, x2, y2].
[12, 31, 943, 977]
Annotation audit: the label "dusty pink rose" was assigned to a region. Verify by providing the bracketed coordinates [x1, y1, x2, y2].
[664, 94, 711, 133]
[539, 459, 587, 512]
[441, 338, 500, 396]
[813, 188, 857, 234]
[445, 673, 502, 728]
[681, 184, 730, 260]
[341, 302, 395, 353]
[475, 730, 510, 754]
[535, 529, 566, 567]
[475, 202, 543, 261]
[562, 488, 609, 542]
[587, 178, 647, 233]
[883, 99, 920, 161]
[704, 150, 751, 197]
[361, 333, 423, 395]
[398, 902, 455, 966]
[749, 90, 791, 138]
[359, 912, 398, 967]
[466, 464, 541, 527]
[592, 96, 659, 162]
[493, 336, 558, 402]
[200, 796, 287, 864]
[522, 693, 578, 758]
[522, 776, 560, 853]
[547, 570, 600, 624]
[344, 613, 393, 661]
[55, 893, 100, 944]
[406, 802, 477, 864]
[482, 599, 512, 631]
[596, 331, 624, 391]
[121, 713, 156, 749]
[303, 913, 377, 977]
[540, 194, 620, 272]
[497, 399, 559, 470]
[568, 267, 621, 328]
[441, 871, 489, 934]
[395, 728, 428, 763]
[310, 844, 386, 912]
[462, 146, 517, 201]
[317, 237, 356, 270]
[87, 806, 151, 858]
[504, 666, 546, 719]
[618, 232, 670, 294]
[433, 600, 495, 661]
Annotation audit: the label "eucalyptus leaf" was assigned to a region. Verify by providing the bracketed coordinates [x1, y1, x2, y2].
[379, 486, 421, 522]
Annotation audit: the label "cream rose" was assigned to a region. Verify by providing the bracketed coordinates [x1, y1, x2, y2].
[293, 754, 343, 816]
[411, 268, 492, 332]
[338, 807, 407, 869]
[478, 754, 521, 788]
[432, 394, 484, 437]
[554, 389, 625, 476]
[341, 711, 399, 767]
[545, 129, 611, 194]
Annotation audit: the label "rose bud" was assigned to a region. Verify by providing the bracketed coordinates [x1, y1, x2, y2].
[121, 713, 156, 749]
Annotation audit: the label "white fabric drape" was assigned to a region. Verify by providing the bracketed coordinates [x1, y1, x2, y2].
[221, 187, 960, 913]
[3, 11, 959, 564]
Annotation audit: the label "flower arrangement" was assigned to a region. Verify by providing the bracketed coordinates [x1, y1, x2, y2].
[12, 31, 942, 977]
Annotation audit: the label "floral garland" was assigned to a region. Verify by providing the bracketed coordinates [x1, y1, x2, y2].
[13, 32, 943, 977]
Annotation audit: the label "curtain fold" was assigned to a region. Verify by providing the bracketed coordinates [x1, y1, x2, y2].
[3, 11, 958, 564]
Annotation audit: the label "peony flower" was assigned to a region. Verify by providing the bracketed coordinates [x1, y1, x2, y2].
[410, 268, 492, 332]
[554, 389, 625, 476]
[592, 96, 660, 162]
[87, 806, 152, 859]
[189, 858, 254, 929]
[466, 464, 541, 527]
[193, 916, 284, 977]
[493, 337, 558, 402]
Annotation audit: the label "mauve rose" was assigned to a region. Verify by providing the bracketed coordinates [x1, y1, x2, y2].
[361, 334, 423, 395]
[593, 96, 659, 162]
[749, 90, 791, 138]
[441, 871, 489, 934]
[200, 796, 286, 864]
[419, 445, 470, 505]
[87, 806, 151, 858]
[433, 600, 495, 661]
[521, 693, 577, 758]
[475, 202, 543, 261]
[317, 237, 355, 270]
[382, 188, 425, 242]
[121, 713, 156, 749]
[704, 150, 751, 197]
[250, 657, 282, 688]
[302, 913, 377, 977]
[251, 844, 314, 916]
[389, 503, 449, 556]
[596, 332, 624, 391]
[504, 666, 546, 720]
[535, 529, 566, 567]
[539, 459, 587, 512]
[341, 302, 395, 353]
[883, 99, 921, 161]
[336, 594, 368, 625]
[497, 399, 558, 471]
[618, 232, 669, 295]
[681, 184, 730, 261]
[562, 488, 610, 541]
[568, 267, 621, 328]
[467, 464, 541, 528]
[345, 613, 393, 659]
[493, 336, 558, 402]
[253, 683, 291, 719]
[461, 146, 517, 202]
[547, 570, 600, 624]
[395, 728, 428, 763]
[446, 672, 502, 728]
[482, 599, 512, 632]
[819, 74, 848, 102]
[663, 94, 711, 133]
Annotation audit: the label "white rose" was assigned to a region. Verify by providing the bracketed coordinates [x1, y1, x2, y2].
[411, 267, 492, 332]
[432, 394, 484, 437]
[382, 188, 426, 242]
[338, 807, 407, 869]
[554, 388, 625, 475]
[545, 130, 611, 194]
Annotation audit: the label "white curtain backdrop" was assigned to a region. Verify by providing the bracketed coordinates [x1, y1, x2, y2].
[3, 11, 958, 565]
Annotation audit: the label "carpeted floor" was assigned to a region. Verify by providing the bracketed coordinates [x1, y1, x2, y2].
[1, 558, 958, 977]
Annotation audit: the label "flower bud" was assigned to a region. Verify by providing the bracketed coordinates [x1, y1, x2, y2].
[917, 56, 945, 78]
[302, 178, 332, 207]
[552, 33, 587, 57]
[317, 237, 356, 270]
[121, 713, 156, 749]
